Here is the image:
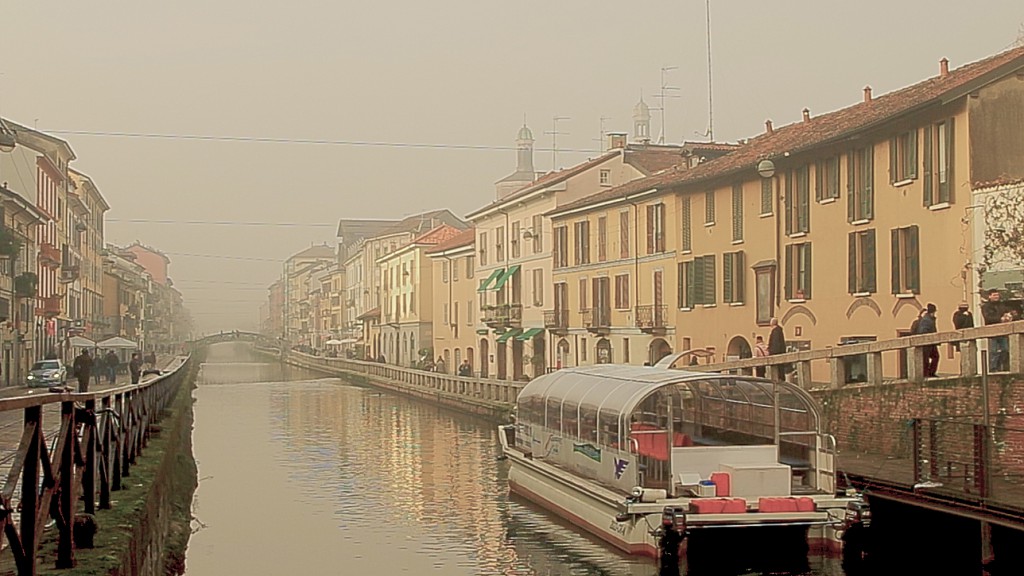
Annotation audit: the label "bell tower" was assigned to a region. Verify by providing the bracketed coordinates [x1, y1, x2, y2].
[633, 96, 651, 144]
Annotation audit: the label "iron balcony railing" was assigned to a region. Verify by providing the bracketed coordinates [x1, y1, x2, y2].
[635, 304, 668, 330]
[581, 307, 611, 330]
[483, 303, 522, 327]
[543, 309, 569, 330]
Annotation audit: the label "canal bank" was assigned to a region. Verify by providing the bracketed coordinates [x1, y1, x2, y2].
[31, 355, 201, 576]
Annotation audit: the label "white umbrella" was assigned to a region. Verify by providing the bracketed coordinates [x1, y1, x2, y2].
[325, 339, 344, 345]
[338, 338, 359, 344]
[97, 336, 139, 349]
[69, 336, 96, 348]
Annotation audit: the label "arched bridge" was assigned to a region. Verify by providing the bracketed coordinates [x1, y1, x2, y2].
[190, 330, 268, 347]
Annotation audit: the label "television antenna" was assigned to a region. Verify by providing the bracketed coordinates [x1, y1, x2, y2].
[545, 116, 570, 170]
[592, 116, 612, 152]
[652, 66, 679, 144]
[703, 0, 715, 141]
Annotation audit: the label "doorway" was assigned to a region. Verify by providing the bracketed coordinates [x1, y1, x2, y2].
[556, 338, 570, 369]
[497, 341, 507, 380]
[648, 338, 672, 365]
[479, 338, 489, 378]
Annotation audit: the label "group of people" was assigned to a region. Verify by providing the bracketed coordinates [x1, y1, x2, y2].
[421, 356, 474, 377]
[71, 349, 153, 392]
[751, 318, 791, 378]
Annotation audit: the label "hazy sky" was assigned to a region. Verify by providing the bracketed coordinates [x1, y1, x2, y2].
[1, 1, 1021, 334]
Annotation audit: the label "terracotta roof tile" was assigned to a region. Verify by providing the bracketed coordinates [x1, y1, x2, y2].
[412, 224, 463, 245]
[425, 227, 475, 254]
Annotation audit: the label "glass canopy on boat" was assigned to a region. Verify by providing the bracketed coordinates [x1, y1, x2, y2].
[515, 365, 822, 446]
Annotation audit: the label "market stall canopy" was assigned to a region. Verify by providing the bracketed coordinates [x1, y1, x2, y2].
[69, 336, 96, 348]
[97, 336, 139, 349]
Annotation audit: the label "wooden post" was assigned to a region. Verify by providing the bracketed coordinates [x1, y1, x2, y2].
[57, 401, 75, 569]
[20, 406, 42, 576]
[100, 396, 112, 509]
[83, 398, 96, 515]
[866, 352, 883, 386]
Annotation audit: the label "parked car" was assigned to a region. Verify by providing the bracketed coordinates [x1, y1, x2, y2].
[26, 359, 67, 387]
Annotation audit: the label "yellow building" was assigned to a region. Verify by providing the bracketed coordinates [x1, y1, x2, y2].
[67, 169, 110, 342]
[378, 224, 462, 367]
[426, 228, 477, 375]
[552, 47, 1024, 382]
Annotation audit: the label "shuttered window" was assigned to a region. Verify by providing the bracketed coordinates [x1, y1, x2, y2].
[731, 184, 744, 242]
[496, 226, 505, 261]
[678, 255, 716, 308]
[532, 268, 544, 307]
[847, 229, 877, 294]
[723, 251, 745, 304]
[552, 226, 568, 268]
[578, 278, 588, 311]
[532, 214, 543, 253]
[479, 232, 488, 266]
[784, 243, 812, 300]
[705, 190, 715, 225]
[890, 225, 921, 294]
[760, 178, 773, 215]
[681, 196, 692, 252]
[847, 146, 874, 222]
[573, 220, 590, 265]
[646, 203, 666, 254]
[889, 130, 918, 183]
[511, 221, 521, 258]
[597, 216, 607, 262]
[785, 166, 810, 235]
[614, 274, 630, 309]
[923, 119, 954, 206]
[619, 211, 630, 259]
[815, 156, 841, 201]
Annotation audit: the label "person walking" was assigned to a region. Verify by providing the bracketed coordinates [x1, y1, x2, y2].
[767, 318, 789, 378]
[753, 335, 769, 378]
[458, 359, 472, 377]
[951, 302, 974, 353]
[916, 303, 939, 377]
[73, 349, 93, 393]
[104, 350, 119, 383]
[129, 352, 143, 384]
[434, 356, 446, 374]
[981, 290, 1008, 372]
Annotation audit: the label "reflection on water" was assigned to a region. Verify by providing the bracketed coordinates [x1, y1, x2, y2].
[184, 343, 850, 575]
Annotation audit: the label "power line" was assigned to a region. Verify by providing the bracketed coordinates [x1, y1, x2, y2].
[175, 279, 271, 286]
[108, 218, 335, 228]
[43, 128, 603, 154]
[164, 251, 284, 263]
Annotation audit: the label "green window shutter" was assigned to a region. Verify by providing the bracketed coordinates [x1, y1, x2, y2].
[735, 251, 745, 303]
[799, 168, 810, 232]
[681, 196, 692, 252]
[830, 157, 841, 199]
[705, 190, 715, 224]
[908, 130, 918, 180]
[922, 125, 933, 207]
[865, 229, 877, 293]
[942, 118, 954, 204]
[693, 257, 704, 306]
[803, 243, 812, 299]
[704, 256, 716, 305]
[848, 232, 857, 294]
[846, 152, 856, 222]
[889, 137, 897, 184]
[907, 226, 920, 293]
[863, 146, 874, 220]
[784, 173, 793, 235]
[677, 262, 685, 308]
[723, 253, 734, 303]
[685, 261, 696, 308]
[891, 228, 902, 294]
[815, 161, 824, 201]
[784, 244, 793, 300]
[761, 178, 773, 215]
[732, 185, 743, 242]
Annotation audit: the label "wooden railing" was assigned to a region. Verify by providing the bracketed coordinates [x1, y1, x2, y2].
[283, 351, 525, 406]
[0, 355, 192, 574]
[687, 321, 1024, 388]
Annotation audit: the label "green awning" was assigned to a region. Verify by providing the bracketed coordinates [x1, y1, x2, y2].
[477, 268, 504, 292]
[516, 327, 544, 341]
[496, 328, 522, 343]
[492, 265, 521, 291]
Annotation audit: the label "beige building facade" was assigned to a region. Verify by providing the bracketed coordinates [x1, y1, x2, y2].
[426, 228, 477, 375]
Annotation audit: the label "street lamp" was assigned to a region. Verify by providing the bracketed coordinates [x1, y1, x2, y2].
[757, 159, 776, 179]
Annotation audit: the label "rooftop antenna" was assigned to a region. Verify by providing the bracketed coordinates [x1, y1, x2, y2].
[653, 66, 679, 144]
[545, 115, 570, 170]
[704, 0, 715, 142]
[592, 116, 612, 152]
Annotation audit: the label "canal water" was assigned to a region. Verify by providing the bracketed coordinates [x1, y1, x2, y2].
[183, 343, 864, 575]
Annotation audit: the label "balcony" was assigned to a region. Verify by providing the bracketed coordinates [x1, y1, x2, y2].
[581, 307, 611, 334]
[543, 309, 569, 334]
[35, 296, 62, 318]
[635, 304, 669, 334]
[38, 243, 61, 268]
[59, 265, 80, 284]
[483, 303, 522, 328]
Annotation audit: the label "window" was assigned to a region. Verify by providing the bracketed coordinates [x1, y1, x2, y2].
[580, 338, 587, 362]
[704, 190, 715, 224]
[847, 146, 874, 222]
[452, 258, 459, 281]
[848, 229, 877, 294]
[785, 166, 810, 235]
[443, 302, 450, 325]
[891, 225, 920, 294]
[784, 242, 812, 300]
[815, 156, 841, 201]
[496, 226, 506, 261]
[466, 255, 474, 278]
[442, 261, 449, 283]
[681, 195, 692, 252]
[479, 232, 488, 266]
[578, 278, 588, 311]
[532, 214, 543, 253]
[532, 268, 544, 307]
[619, 211, 630, 259]
[599, 169, 611, 186]
[723, 251, 746, 304]
[646, 203, 665, 254]
[573, 220, 591, 265]
[553, 226, 569, 268]
[731, 184, 743, 242]
[467, 301, 474, 325]
[597, 216, 607, 262]
[889, 130, 918, 184]
[614, 273, 630, 309]
[923, 119, 954, 206]
[511, 221, 521, 258]
[678, 255, 716, 308]
[623, 338, 630, 363]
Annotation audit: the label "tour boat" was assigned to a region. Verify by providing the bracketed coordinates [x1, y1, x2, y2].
[497, 353, 867, 559]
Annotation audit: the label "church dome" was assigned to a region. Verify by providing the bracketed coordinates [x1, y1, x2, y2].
[517, 124, 534, 141]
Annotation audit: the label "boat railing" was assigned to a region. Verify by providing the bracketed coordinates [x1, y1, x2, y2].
[281, 350, 525, 405]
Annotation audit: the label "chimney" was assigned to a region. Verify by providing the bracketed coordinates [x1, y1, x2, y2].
[863, 86, 873, 103]
[765, 119, 774, 134]
[802, 108, 811, 122]
[940, 58, 950, 78]
[607, 132, 627, 150]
